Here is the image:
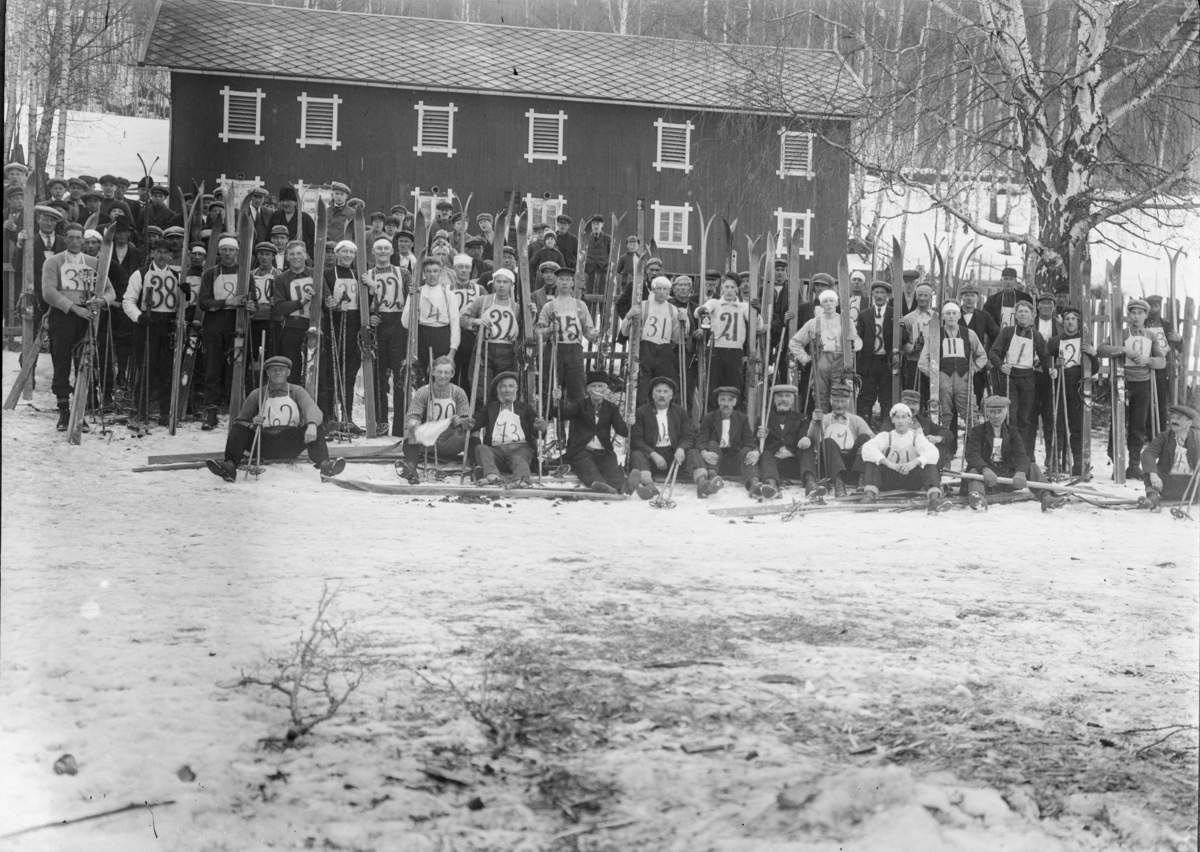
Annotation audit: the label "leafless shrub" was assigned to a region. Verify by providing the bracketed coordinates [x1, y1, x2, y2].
[222, 584, 368, 748]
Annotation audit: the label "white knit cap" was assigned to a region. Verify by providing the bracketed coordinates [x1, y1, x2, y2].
[453, 254, 472, 266]
[819, 290, 839, 303]
[218, 236, 238, 250]
[83, 229, 102, 241]
[492, 269, 515, 282]
[373, 237, 393, 251]
[889, 402, 912, 419]
[334, 239, 356, 253]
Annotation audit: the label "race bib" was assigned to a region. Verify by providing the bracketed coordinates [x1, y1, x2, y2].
[262, 395, 300, 427]
[887, 435, 920, 464]
[212, 271, 238, 302]
[713, 303, 743, 347]
[61, 257, 96, 294]
[334, 274, 358, 310]
[186, 274, 203, 307]
[849, 300, 860, 325]
[451, 286, 477, 315]
[556, 311, 582, 343]
[493, 409, 526, 444]
[1000, 306, 1015, 328]
[145, 266, 181, 311]
[429, 396, 457, 421]
[1006, 333, 1034, 368]
[642, 303, 674, 346]
[1128, 335, 1151, 361]
[371, 269, 404, 312]
[252, 272, 274, 307]
[820, 318, 840, 352]
[826, 420, 854, 450]
[484, 303, 518, 342]
[942, 336, 964, 359]
[287, 276, 315, 319]
[1059, 337, 1081, 370]
[420, 289, 447, 325]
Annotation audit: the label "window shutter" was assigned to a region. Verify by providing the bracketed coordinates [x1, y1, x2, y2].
[220, 86, 264, 144]
[525, 110, 566, 164]
[778, 131, 814, 178]
[414, 102, 457, 157]
[297, 93, 341, 150]
[653, 119, 693, 173]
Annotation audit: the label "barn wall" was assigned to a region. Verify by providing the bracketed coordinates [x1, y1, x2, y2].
[169, 72, 849, 279]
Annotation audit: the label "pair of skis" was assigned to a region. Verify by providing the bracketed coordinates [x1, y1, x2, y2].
[3, 160, 41, 409]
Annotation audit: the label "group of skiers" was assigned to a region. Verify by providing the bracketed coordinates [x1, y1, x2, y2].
[4, 166, 1196, 510]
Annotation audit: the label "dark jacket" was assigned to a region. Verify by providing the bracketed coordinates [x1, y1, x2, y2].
[965, 420, 1029, 476]
[1141, 428, 1200, 478]
[473, 400, 539, 451]
[138, 202, 182, 234]
[631, 402, 696, 455]
[983, 288, 1034, 329]
[561, 396, 628, 457]
[856, 302, 894, 371]
[696, 409, 756, 453]
[584, 231, 612, 274]
[960, 307, 1000, 352]
[555, 231, 578, 267]
[267, 208, 316, 256]
[530, 247, 566, 271]
[11, 232, 66, 308]
[762, 408, 807, 453]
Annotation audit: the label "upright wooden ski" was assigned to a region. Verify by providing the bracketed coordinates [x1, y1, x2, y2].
[401, 210, 427, 408]
[758, 244, 775, 445]
[890, 239, 905, 403]
[4, 161, 39, 408]
[66, 223, 116, 443]
[305, 199, 330, 401]
[924, 241, 942, 425]
[786, 227, 802, 387]
[516, 212, 539, 407]
[745, 236, 761, 428]
[354, 205, 378, 438]
[836, 255, 857, 413]
[622, 311, 642, 471]
[226, 194, 256, 433]
[1070, 244, 1093, 479]
[600, 212, 626, 376]
[1166, 247, 1184, 405]
[693, 204, 717, 422]
[169, 187, 203, 434]
[1108, 257, 1127, 483]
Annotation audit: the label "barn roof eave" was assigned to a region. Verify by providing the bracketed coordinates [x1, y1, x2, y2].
[142, 65, 862, 121]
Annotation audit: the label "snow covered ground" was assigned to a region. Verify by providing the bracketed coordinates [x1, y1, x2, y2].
[1, 349, 1197, 852]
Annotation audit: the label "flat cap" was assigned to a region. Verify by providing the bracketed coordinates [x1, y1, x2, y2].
[983, 395, 1011, 408]
[263, 355, 292, 371]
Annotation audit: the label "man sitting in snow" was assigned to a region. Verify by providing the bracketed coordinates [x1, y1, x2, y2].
[206, 356, 345, 482]
[1140, 404, 1199, 510]
[394, 356, 472, 483]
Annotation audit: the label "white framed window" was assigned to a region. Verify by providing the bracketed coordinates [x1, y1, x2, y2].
[651, 201, 692, 253]
[414, 101, 457, 157]
[219, 86, 265, 144]
[653, 119, 693, 173]
[525, 109, 567, 164]
[410, 187, 457, 226]
[778, 130, 814, 178]
[296, 93, 341, 150]
[774, 209, 814, 259]
[523, 194, 566, 228]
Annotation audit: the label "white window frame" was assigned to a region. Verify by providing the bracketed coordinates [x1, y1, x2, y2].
[651, 201, 692, 254]
[523, 194, 566, 228]
[296, 92, 342, 150]
[777, 130, 815, 179]
[525, 109, 567, 164]
[653, 118, 694, 173]
[411, 187, 457, 226]
[219, 86, 265, 145]
[774, 209, 814, 260]
[413, 101, 457, 157]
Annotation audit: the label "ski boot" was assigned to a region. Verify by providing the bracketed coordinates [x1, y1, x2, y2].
[707, 475, 725, 495]
[637, 479, 659, 501]
[927, 491, 952, 514]
[346, 421, 364, 436]
[832, 475, 847, 498]
[863, 486, 879, 503]
[761, 479, 780, 499]
[968, 491, 988, 512]
[206, 458, 237, 483]
[56, 407, 70, 432]
[200, 406, 218, 431]
[318, 457, 347, 479]
[1146, 492, 1162, 512]
[1124, 464, 1142, 481]
[747, 477, 763, 498]
[394, 459, 420, 484]
[591, 482, 618, 495]
[694, 477, 709, 500]
[1040, 492, 1067, 513]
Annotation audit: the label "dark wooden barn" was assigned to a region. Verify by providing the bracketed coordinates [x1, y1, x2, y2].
[140, 0, 862, 277]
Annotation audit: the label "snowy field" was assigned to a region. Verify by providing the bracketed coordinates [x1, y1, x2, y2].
[1, 349, 1197, 852]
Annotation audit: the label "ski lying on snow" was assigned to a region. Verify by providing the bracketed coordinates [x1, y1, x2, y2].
[329, 478, 626, 501]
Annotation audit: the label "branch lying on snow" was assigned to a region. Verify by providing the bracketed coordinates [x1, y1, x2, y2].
[220, 584, 368, 746]
[0, 800, 176, 840]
